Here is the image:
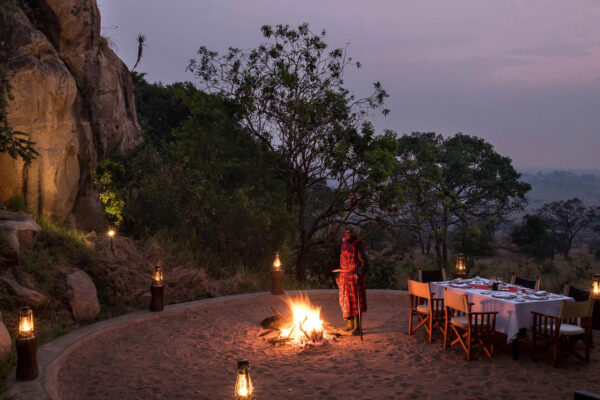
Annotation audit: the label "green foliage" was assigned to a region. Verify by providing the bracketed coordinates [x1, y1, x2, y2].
[187, 23, 395, 281]
[98, 74, 295, 273]
[21, 219, 94, 284]
[0, 67, 38, 163]
[5, 194, 28, 212]
[536, 198, 600, 258]
[131, 71, 193, 146]
[511, 214, 556, 260]
[452, 221, 495, 257]
[94, 159, 125, 226]
[392, 132, 530, 268]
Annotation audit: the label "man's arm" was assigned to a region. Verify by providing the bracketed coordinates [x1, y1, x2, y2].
[356, 241, 369, 276]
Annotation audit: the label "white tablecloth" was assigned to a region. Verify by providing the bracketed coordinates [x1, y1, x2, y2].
[430, 282, 571, 343]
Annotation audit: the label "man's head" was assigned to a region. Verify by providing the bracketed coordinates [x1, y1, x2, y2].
[344, 226, 356, 240]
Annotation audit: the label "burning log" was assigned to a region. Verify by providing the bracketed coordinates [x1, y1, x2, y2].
[259, 295, 336, 347]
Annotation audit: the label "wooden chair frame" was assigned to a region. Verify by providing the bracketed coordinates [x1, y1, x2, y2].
[418, 268, 447, 283]
[442, 288, 498, 361]
[510, 272, 541, 291]
[563, 282, 591, 301]
[408, 280, 445, 342]
[531, 300, 593, 367]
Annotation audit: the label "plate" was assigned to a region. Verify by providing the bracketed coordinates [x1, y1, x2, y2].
[449, 283, 470, 288]
[480, 290, 491, 295]
[524, 295, 548, 301]
[534, 291, 547, 296]
[491, 293, 516, 300]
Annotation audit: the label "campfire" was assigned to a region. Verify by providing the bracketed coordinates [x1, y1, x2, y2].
[260, 295, 340, 347]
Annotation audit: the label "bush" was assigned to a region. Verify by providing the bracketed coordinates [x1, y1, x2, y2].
[6, 194, 28, 212]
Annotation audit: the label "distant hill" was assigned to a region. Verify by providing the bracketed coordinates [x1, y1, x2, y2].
[519, 169, 600, 210]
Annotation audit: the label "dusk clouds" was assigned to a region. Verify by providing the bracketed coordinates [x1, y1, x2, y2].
[97, 0, 600, 169]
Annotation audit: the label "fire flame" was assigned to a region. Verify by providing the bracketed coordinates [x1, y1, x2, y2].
[273, 253, 281, 270]
[19, 316, 33, 338]
[279, 295, 325, 346]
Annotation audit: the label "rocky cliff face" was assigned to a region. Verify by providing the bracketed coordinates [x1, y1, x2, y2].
[0, 0, 142, 229]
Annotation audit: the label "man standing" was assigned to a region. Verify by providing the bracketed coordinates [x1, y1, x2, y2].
[337, 226, 368, 335]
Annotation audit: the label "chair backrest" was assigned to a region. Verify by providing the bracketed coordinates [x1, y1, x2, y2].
[408, 279, 431, 300]
[511, 272, 541, 290]
[418, 268, 447, 283]
[563, 283, 591, 301]
[443, 288, 469, 314]
[560, 299, 594, 319]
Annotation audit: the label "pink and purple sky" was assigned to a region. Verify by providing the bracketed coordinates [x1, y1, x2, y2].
[98, 0, 600, 170]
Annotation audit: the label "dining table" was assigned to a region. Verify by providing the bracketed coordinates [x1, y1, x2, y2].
[430, 278, 573, 360]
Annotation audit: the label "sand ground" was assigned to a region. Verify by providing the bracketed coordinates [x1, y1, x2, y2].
[56, 292, 600, 399]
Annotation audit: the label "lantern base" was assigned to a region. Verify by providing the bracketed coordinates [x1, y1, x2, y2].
[452, 272, 468, 280]
[16, 336, 38, 381]
[150, 284, 165, 312]
[271, 270, 285, 295]
[593, 298, 600, 331]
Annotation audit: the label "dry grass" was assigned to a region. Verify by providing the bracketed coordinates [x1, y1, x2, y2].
[391, 243, 599, 294]
[90, 233, 268, 310]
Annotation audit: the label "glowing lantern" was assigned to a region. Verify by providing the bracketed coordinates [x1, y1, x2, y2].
[455, 254, 467, 276]
[235, 359, 253, 399]
[107, 229, 115, 238]
[16, 306, 38, 381]
[152, 264, 164, 286]
[19, 307, 34, 339]
[150, 263, 165, 312]
[271, 252, 284, 295]
[593, 274, 600, 299]
[273, 252, 282, 271]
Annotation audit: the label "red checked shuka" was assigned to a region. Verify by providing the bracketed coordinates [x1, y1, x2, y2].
[338, 236, 368, 320]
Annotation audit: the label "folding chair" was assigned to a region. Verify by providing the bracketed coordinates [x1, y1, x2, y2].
[443, 288, 497, 360]
[407, 280, 445, 342]
[531, 299, 593, 367]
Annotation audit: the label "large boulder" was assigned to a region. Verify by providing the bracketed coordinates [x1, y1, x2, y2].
[0, 312, 11, 362]
[0, 0, 141, 228]
[1, 277, 48, 307]
[65, 268, 100, 321]
[0, 210, 41, 255]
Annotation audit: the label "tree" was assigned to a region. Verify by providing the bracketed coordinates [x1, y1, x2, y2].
[393, 132, 530, 268]
[131, 34, 146, 72]
[0, 68, 38, 164]
[97, 77, 294, 270]
[187, 23, 392, 281]
[131, 71, 193, 146]
[537, 198, 600, 259]
[511, 214, 556, 259]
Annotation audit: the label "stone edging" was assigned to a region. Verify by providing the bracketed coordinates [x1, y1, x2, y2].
[6, 289, 407, 399]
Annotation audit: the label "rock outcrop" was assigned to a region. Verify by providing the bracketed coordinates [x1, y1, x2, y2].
[65, 268, 100, 321]
[1, 277, 48, 307]
[0, 210, 42, 255]
[0, 0, 141, 229]
[0, 312, 11, 362]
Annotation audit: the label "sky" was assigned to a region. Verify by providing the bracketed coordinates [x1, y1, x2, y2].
[97, 0, 600, 170]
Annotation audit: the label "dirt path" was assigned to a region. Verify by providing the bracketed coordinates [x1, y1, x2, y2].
[55, 292, 600, 399]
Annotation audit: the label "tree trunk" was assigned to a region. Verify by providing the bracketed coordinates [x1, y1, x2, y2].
[563, 237, 572, 259]
[434, 241, 442, 268]
[416, 229, 425, 255]
[296, 190, 307, 282]
[441, 223, 448, 269]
